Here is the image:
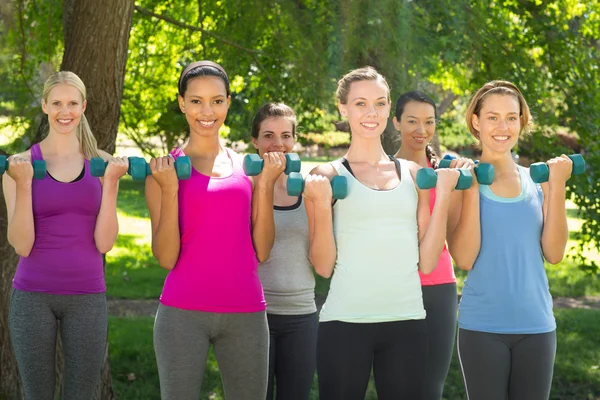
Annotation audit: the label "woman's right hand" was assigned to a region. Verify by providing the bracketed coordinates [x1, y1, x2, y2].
[150, 156, 178, 191]
[6, 156, 34, 185]
[303, 174, 333, 204]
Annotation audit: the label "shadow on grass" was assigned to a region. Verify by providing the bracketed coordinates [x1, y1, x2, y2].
[106, 234, 167, 299]
[118, 177, 149, 219]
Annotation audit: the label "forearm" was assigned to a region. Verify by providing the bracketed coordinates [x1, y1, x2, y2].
[309, 201, 336, 278]
[152, 189, 181, 269]
[447, 190, 481, 270]
[418, 193, 451, 274]
[94, 178, 120, 254]
[7, 183, 35, 256]
[541, 183, 569, 264]
[252, 180, 276, 262]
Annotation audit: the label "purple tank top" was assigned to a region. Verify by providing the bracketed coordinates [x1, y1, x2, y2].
[13, 143, 105, 294]
[159, 148, 265, 312]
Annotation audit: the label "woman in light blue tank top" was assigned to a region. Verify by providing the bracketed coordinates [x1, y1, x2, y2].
[303, 67, 461, 400]
[448, 81, 574, 400]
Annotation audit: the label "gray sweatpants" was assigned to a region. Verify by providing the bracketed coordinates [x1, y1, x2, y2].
[154, 303, 269, 400]
[457, 328, 556, 400]
[8, 288, 108, 400]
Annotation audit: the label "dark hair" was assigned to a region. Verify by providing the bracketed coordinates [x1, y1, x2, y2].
[336, 66, 391, 105]
[394, 91, 440, 168]
[251, 103, 297, 139]
[178, 61, 230, 97]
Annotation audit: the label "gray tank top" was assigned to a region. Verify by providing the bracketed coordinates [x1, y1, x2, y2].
[258, 197, 317, 315]
[320, 157, 426, 323]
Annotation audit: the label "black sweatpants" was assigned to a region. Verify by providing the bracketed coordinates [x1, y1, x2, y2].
[317, 319, 428, 400]
[266, 312, 318, 400]
[422, 283, 458, 400]
[457, 328, 556, 400]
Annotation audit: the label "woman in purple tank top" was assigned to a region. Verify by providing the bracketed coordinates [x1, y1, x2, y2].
[146, 61, 283, 399]
[3, 71, 128, 399]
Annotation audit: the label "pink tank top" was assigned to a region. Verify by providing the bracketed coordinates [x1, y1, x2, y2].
[159, 148, 265, 312]
[419, 160, 456, 286]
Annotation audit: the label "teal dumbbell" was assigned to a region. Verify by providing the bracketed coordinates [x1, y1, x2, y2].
[133, 156, 192, 180]
[416, 167, 473, 190]
[0, 155, 47, 180]
[243, 153, 301, 176]
[286, 172, 348, 199]
[90, 157, 148, 181]
[530, 154, 585, 183]
[438, 154, 494, 185]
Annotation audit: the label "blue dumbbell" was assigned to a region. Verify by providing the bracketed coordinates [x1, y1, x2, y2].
[416, 167, 473, 190]
[530, 154, 585, 183]
[438, 154, 494, 185]
[286, 172, 348, 199]
[0, 155, 46, 180]
[243, 153, 301, 176]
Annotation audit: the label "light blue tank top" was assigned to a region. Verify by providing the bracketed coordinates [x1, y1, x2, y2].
[458, 166, 556, 334]
[319, 158, 426, 323]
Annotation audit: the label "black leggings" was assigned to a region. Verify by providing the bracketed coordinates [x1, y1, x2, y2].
[422, 283, 458, 400]
[317, 319, 428, 400]
[266, 312, 318, 400]
[457, 328, 556, 400]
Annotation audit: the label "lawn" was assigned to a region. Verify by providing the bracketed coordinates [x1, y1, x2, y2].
[106, 167, 600, 399]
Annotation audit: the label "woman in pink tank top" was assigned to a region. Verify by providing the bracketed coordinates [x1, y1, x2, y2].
[3, 71, 128, 399]
[146, 61, 283, 399]
[392, 91, 464, 400]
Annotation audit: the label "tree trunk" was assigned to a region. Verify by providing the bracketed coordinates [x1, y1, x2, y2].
[0, 1, 135, 399]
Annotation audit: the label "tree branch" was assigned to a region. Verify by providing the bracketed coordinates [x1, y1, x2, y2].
[134, 5, 267, 56]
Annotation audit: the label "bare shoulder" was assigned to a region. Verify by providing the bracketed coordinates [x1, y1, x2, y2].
[406, 159, 423, 173]
[309, 162, 338, 180]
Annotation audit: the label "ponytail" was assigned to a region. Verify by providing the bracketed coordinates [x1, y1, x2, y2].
[426, 145, 439, 169]
[77, 114, 100, 159]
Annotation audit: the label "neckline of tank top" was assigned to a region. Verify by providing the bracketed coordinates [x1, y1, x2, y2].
[480, 165, 533, 203]
[274, 196, 302, 211]
[175, 147, 236, 180]
[340, 155, 404, 192]
[47, 166, 86, 183]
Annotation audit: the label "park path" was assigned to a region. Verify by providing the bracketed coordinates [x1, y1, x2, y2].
[108, 295, 600, 317]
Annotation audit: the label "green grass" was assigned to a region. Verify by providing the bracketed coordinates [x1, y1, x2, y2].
[108, 310, 600, 399]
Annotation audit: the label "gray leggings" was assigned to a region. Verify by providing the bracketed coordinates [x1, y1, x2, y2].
[154, 304, 269, 400]
[422, 283, 458, 400]
[8, 288, 108, 400]
[457, 328, 556, 400]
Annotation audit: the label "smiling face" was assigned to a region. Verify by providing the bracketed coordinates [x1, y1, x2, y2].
[338, 79, 391, 139]
[393, 101, 436, 152]
[251, 116, 295, 157]
[178, 76, 230, 137]
[472, 94, 521, 154]
[42, 83, 86, 136]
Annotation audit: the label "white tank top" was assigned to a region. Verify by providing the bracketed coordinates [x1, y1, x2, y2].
[319, 157, 426, 323]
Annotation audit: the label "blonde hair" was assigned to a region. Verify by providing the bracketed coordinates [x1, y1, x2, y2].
[336, 66, 391, 105]
[42, 71, 100, 159]
[465, 80, 533, 139]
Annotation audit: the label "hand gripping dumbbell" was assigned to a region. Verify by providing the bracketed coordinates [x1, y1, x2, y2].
[416, 167, 473, 190]
[438, 154, 494, 185]
[286, 172, 348, 200]
[529, 154, 585, 183]
[243, 153, 302, 176]
[0, 155, 47, 179]
[90, 156, 192, 181]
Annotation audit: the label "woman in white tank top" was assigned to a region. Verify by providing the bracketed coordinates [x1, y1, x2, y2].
[303, 67, 460, 400]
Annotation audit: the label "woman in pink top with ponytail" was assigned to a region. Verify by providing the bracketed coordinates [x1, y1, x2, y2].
[393, 91, 465, 400]
[145, 61, 284, 400]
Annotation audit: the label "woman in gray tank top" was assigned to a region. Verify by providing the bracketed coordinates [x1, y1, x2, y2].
[303, 67, 461, 400]
[250, 103, 318, 400]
